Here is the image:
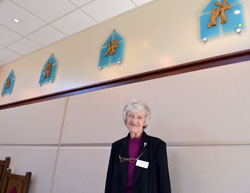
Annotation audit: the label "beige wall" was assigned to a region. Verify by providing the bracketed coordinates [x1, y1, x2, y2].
[1, 0, 250, 193]
[0, 0, 250, 105]
[0, 61, 250, 193]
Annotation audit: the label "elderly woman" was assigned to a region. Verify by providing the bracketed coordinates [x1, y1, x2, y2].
[105, 99, 171, 193]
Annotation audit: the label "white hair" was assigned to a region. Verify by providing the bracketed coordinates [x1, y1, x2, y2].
[122, 98, 151, 129]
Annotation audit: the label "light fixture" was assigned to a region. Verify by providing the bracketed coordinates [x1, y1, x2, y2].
[12, 18, 21, 23]
[202, 37, 208, 42]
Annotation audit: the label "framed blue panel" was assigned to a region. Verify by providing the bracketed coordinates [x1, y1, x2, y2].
[98, 30, 125, 69]
[200, 0, 245, 41]
[39, 54, 58, 86]
[1, 70, 15, 97]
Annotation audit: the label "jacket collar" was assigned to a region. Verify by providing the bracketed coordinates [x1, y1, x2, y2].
[119, 131, 149, 188]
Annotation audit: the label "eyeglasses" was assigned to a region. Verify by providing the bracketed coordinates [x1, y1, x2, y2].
[119, 157, 137, 163]
[119, 145, 147, 163]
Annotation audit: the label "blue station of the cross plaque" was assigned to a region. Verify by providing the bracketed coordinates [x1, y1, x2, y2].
[39, 54, 58, 86]
[200, 0, 245, 41]
[98, 30, 125, 69]
[1, 70, 15, 97]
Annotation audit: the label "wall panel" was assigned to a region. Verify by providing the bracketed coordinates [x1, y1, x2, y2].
[168, 145, 250, 193]
[62, 89, 129, 144]
[0, 146, 58, 193]
[0, 98, 67, 144]
[52, 147, 110, 193]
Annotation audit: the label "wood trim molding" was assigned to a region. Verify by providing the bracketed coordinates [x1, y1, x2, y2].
[0, 49, 250, 110]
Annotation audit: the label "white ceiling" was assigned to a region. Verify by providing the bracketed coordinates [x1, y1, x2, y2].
[0, 0, 153, 67]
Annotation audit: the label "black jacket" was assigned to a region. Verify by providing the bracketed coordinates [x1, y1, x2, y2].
[105, 132, 171, 193]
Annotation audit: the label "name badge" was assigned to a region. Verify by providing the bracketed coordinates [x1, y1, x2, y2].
[136, 159, 149, 169]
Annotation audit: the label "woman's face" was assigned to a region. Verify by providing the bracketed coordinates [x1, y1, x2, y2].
[126, 111, 146, 136]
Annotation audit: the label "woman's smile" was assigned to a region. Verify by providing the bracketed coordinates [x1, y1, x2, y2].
[126, 111, 146, 138]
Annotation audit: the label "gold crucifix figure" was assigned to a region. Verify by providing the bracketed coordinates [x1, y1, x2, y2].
[208, 0, 232, 28]
[104, 40, 119, 56]
[5, 79, 11, 89]
[215, 0, 232, 24]
[208, 7, 220, 28]
[44, 62, 52, 79]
